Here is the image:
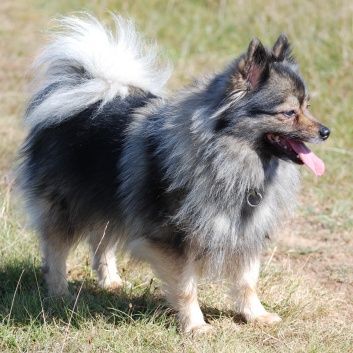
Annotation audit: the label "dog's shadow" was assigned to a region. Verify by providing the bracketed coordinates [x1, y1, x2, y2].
[0, 260, 244, 329]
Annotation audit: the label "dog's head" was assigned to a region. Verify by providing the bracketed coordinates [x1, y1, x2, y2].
[215, 34, 330, 176]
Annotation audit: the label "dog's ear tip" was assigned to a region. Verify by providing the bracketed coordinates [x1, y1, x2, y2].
[279, 32, 288, 40]
[272, 33, 292, 61]
[248, 37, 264, 50]
[247, 37, 267, 59]
[273, 33, 290, 48]
[250, 37, 261, 44]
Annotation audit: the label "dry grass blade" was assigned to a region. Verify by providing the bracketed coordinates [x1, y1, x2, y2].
[7, 269, 25, 326]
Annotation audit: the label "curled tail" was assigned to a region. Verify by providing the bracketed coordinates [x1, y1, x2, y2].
[25, 13, 171, 128]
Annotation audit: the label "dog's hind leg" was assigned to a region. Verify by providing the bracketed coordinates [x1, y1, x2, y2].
[41, 234, 72, 296]
[129, 239, 212, 334]
[88, 229, 124, 290]
[230, 257, 281, 325]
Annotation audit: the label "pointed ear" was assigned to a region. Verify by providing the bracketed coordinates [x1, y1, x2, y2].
[272, 33, 292, 61]
[236, 38, 269, 91]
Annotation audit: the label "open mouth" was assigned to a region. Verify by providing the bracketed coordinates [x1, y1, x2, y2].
[266, 133, 325, 176]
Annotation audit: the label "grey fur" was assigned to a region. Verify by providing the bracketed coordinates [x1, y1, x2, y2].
[121, 80, 301, 275]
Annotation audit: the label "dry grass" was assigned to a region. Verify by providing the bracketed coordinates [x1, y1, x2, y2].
[1, 0, 352, 352]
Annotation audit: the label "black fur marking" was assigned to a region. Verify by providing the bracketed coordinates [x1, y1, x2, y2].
[143, 133, 171, 221]
[20, 92, 155, 237]
[214, 111, 232, 133]
[140, 132, 188, 253]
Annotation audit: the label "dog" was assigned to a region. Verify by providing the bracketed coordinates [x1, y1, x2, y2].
[17, 13, 330, 333]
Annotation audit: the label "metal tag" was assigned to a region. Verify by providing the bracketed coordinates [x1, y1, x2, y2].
[246, 190, 263, 207]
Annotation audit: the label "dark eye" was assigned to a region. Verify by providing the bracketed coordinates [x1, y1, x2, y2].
[283, 110, 297, 118]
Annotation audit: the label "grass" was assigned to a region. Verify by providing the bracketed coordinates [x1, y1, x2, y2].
[1, 0, 353, 352]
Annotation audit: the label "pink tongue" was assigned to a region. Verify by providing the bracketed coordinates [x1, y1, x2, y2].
[287, 140, 325, 176]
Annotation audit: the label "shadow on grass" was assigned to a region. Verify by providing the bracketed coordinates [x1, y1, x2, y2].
[0, 259, 244, 330]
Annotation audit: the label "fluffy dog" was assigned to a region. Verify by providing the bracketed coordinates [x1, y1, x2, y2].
[17, 14, 330, 333]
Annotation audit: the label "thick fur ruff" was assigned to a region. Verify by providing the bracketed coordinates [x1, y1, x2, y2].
[17, 13, 329, 333]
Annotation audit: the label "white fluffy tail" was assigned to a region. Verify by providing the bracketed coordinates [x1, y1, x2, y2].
[25, 13, 171, 128]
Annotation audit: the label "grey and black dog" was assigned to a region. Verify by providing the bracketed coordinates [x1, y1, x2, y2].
[17, 14, 330, 333]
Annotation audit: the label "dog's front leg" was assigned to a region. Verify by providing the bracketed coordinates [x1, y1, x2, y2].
[165, 262, 211, 334]
[129, 239, 212, 334]
[230, 257, 281, 325]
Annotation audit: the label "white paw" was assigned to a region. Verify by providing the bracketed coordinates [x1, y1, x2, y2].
[186, 323, 214, 335]
[254, 312, 282, 325]
[99, 279, 132, 291]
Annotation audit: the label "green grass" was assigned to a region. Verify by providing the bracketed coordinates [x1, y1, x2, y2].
[1, 0, 353, 352]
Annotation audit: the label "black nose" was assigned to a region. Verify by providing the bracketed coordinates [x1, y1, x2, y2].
[320, 126, 330, 140]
